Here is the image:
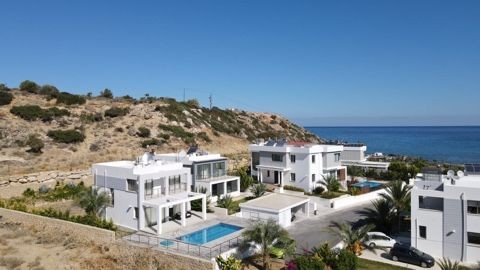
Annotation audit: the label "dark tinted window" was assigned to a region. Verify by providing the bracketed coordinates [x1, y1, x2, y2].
[468, 232, 480, 245]
[419, 226, 427, 239]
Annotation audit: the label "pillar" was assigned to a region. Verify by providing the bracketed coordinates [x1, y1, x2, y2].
[137, 177, 145, 231]
[259, 168, 263, 183]
[202, 196, 207, 220]
[157, 206, 162, 235]
[181, 202, 186, 227]
[306, 202, 310, 218]
[224, 181, 227, 197]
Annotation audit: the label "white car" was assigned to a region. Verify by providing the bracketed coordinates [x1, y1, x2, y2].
[364, 232, 396, 248]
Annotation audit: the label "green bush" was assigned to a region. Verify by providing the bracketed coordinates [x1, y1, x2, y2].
[234, 167, 254, 192]
[38, 84, 60, 98]
[197, 131, 211, 142]
[283, 185, 305, 192]
[0, 83, 10, 91]
[334, 249, 358, 270]
[47, 129, 85, 143]
[293, 255, 325, 270]
[10, 105, 69, 121]
[158, 133, 170, 140]
[80, 112, 103, 122]
[141, 138, 161, 148]
[137, 126, 151, 138]
[184, 99, 200, 108]
[104, 107, 129, 117]
[158, 124, 194, 144]
[33, 207, 116, 230]
[19, 80, 40, 93]
[99, 88, 113, 98]
[56, 92, 86, 105]
[26, 134, 44, 153]
[0, 91, 13, 106]
[40, 107, 70, 122]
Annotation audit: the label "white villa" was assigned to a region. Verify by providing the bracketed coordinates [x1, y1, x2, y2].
[339, 143, 390, 172]
[92, 153, 207, 235]
[156, 146, 240, 202]
[248, 139, 347, 192]
[410, 165, 480, 263]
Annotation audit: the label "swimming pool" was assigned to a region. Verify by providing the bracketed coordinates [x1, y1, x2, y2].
[176, 223, 243, 245]
[352, 181, 382, 189]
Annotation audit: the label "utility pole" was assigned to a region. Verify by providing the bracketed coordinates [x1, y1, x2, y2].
[209, 94, 212, 110]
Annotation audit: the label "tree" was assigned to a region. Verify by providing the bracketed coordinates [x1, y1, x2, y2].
[437, 258, 460, 270]
[26, 134, 44, 153]
[217, 194, 234, 212]
[359, 198, 395, 234]
[99, 88, 113, 98]
[137, 126, 151, 138]
[347, 166, 364, 181]
[0, 83, 10, 91]
[215, 256, 241, 270]
[234, 166, 253, 192]
[0, 91, 13, 106]
[241, 219, 291, 270]
[380, 180, 411, 232]
[76, 187, 110, 217]
[19, 80, 40, 93]
[320, 175, 340, 192]
[39, 84, 60, 98]
[251, 183, 266, 198]
[328, 222, 374, 255]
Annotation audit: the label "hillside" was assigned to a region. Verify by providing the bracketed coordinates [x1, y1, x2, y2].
[0, 85, 321, 175]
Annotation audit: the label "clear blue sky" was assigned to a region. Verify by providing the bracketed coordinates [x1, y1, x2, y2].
[1, 0, 479, 126]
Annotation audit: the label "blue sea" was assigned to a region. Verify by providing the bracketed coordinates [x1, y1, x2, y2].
[306, 126, 480, 164]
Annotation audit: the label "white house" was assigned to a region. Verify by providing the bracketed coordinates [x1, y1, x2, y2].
[92, 154, 207, 235]
[339, 143, 390, 172]
[155, 146, 240, 202]
[410, 165, 480, 263]
[248, 139, 347, 192]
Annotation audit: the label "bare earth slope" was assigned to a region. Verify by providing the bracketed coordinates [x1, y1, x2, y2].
[0, 90, 320, 175]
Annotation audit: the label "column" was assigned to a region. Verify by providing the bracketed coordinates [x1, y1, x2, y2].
[165, 177, 169, 196]
[138, 177, 145, 231]
[157, 206, 162, 235]
[259, 168, 263, 183]
[202, 196, 207, 220]
[224, 181, 227, 197]
[181, 202, 186, 227]
[306, 202, 310, 218]
[279, 171, 284, 193]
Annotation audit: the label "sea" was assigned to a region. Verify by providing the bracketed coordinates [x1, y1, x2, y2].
[306, 126, 480, 164]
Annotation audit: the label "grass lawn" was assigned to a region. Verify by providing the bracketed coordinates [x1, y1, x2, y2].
[358, 258, 408, 270]
[319, 191, 348, 199]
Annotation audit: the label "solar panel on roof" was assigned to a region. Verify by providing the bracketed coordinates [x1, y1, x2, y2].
[187, 145, 198, 155]
[265, 140, 275, 146]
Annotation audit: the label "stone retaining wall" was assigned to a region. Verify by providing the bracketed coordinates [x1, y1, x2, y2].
[0, 169, 91, 187]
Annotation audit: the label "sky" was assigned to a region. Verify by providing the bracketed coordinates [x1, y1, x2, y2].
[1, 0, 479, 126]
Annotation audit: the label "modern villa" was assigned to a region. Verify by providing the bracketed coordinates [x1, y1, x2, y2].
[155, 146, 240, 202]
[339, 143, 390, 172]
[410, 165, 480, 263]
[248, 139, 347, 192]
[92, 153, 207, 235]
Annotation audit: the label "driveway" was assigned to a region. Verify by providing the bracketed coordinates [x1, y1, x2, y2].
[287, 202, 372, 252]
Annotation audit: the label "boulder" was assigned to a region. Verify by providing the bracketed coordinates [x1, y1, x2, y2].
[0, 180, 9, 186]
[19, 178, 28, 184]
[27, 176, 37, 182]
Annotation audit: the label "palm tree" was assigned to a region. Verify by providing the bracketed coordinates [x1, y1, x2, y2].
[437, 258, 460, 270]
[241, 219, 291, 270]
[251, 183, 267, 198]
[320, 175, 340, 192]
[217, 194, 234, 212]
[380, 181, 411, 232]
[358, 198, 395, 234]
[328, 222, 374, 255]
[76, 187, 110, 218]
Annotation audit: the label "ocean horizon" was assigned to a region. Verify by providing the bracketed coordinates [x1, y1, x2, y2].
[306, 126, 480, 164]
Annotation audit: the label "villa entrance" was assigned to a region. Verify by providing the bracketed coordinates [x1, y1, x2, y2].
[274, 171, 279, 184]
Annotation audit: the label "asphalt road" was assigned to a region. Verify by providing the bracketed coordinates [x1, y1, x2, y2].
[287, 202, 372, 252]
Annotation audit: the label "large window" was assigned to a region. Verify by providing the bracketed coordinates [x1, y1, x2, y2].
[334, 153, 340, 162]
[127, 179, 138, 192]
[312, 155, 316, 163]
[468, 232, 480, 245]
[419, 196, 443, 211]
[196, 164, 211, 180]
[468, 200, 480, 214]
[312, 174, 316, 182]
[169, 175, 182, 193]
[290, 173, 296, 182]
[252, 152, 260, 171]
[227, 180, 238, 193]
[290, 154, 296, 163]
[419, 226, 427, 239]
[272, 154, 283, 162]
[145, 180, 153, 196]
[213, 162, 226, 177]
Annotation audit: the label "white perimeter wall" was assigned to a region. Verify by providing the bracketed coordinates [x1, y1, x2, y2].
[330, 188, 387, 209]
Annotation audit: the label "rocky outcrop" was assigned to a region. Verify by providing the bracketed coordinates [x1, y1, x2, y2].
[0, 170, 90, 187]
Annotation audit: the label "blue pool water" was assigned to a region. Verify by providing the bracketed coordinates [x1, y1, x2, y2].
[176, 223, 243, 245]
[352, 181, 382, 188]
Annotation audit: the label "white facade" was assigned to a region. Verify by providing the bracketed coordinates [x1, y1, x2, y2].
[249, 140, 346, 192]
[340, 144, 389, 172]
[92, 157, 207, 235]
[156, 149, 240, 202]
[410, 170, 480, 263]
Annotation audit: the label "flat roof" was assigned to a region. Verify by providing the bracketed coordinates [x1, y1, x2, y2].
[240, 193, 309, 212]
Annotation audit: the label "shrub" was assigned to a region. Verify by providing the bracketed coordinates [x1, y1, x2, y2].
[217, 194, 234, 213]
[33, 207, 116, 230]
[99, 88, 113, 98]
[89, 143, 100, 152]
[158, 133, 170, 140]
[313, 186, 325, 195]
[104, 107, 129, 117]
[0, 91, 13, 106]
[56, 92, 86, 105]
[197, 131, 211, 142]
[80, 112, 103, 122]
[10, 105, 69, 121]
[114, 127, 124, 132]
[284, 185, 305, 192]
[141, 138, 161, 148]
[19, 80, 40, 93]
[215, 256, 241, 270]
[158, 124, 194, 144]
[137, 126, 151, 138]
[334, 249, 358, 270]
[185, 99, 200, 108]
[0, 83, 10, 91]
[250, 183, 266, 198]
[293, 255, 325, 270]
[22, 188, 36, 197]
[40, 107, 70, 122]
[26, 134, 44, 153]
[47, 129, 85, 143]
[38, 84, 60, 98]
[235, 167, 253, 192]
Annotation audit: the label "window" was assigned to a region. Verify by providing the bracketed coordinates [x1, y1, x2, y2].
[468, 232, 480, 245]
[419, 196, 443, 211]
[133, 207, 139, 219]
[267, 170, 270, 177]
[290, 173, 296, 182]
[169, 175, 183, 193]
[290, 154, 296, 163]
[272, 154, 283, 162]
[468, 200, 480, 214]
[419, 226, 427, 239]
[196, 163, 211, 180]
[312, 174, 316, 182]
[312, 155, 316, 163]
[145, 180, 153, 196]
[252, 152, 260, 171]
[334, 153, 340, 162]
[213, 162, 226, 177]
[227, 180, 238, 193]
[127, 179, 138, 192]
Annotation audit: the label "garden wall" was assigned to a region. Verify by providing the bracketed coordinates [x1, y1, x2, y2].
[0, 169, 91, 187]
[330, 188, 387, 209]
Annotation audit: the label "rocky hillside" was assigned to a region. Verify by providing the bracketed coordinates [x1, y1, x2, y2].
[0, 83, 321, 175]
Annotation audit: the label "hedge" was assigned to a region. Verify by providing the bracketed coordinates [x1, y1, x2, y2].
[56, 92, 86, 105]
[104, 107, 129, 117]
[47, 129, 85, 143]
[10, 105, 70, 121]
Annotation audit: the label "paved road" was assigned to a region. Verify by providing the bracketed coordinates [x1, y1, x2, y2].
[288, 202, 371, 252]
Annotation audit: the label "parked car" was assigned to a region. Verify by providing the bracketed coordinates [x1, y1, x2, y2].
[364, 232, 396, 248]
[389, 244, 435, 268]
